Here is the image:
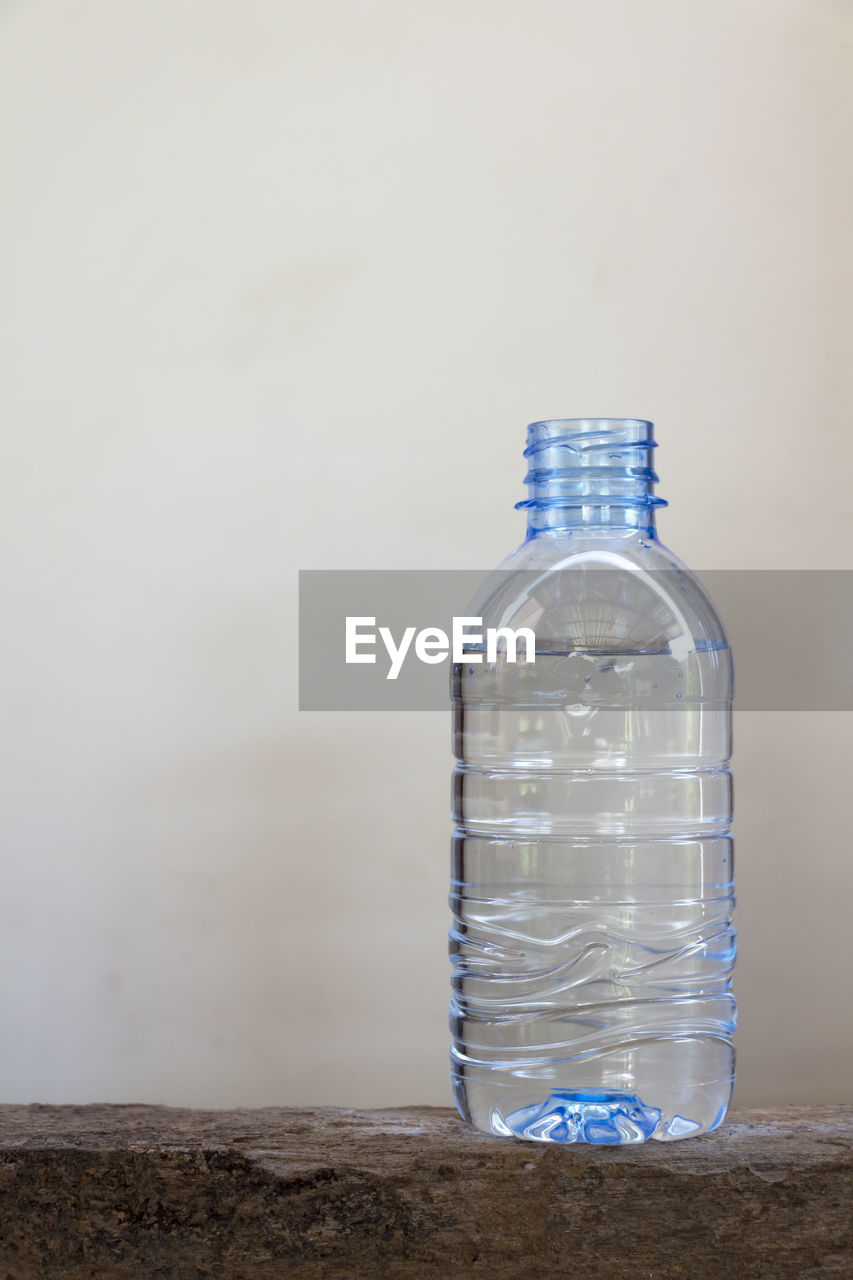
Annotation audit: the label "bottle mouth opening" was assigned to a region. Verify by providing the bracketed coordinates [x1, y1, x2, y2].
[528, 418, 654, 431]
[525, 418, 655, 459]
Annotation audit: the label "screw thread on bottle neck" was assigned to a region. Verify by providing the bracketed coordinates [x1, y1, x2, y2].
[516, 418, 667, 536]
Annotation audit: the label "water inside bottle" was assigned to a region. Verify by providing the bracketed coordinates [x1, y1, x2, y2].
[450, 645, 736, 1143]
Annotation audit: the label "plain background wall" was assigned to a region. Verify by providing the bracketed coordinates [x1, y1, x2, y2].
[0, 0, 851, 1108]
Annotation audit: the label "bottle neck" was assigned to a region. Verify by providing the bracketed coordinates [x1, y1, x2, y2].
[515, 418, 666, 538]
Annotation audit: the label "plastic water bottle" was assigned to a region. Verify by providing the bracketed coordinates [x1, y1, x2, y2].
[450, 418, 735, 1143]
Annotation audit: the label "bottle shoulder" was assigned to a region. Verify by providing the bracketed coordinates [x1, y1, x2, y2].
[495, 531, 686, 571]
[468, 534, 730, 655]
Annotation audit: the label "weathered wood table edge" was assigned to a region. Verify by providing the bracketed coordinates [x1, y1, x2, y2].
[0, 1104, 850, 1279]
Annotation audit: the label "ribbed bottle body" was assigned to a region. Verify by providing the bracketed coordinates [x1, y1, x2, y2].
[449, 421, 736, 1144]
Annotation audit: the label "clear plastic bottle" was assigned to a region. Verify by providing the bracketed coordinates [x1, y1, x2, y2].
[450, 418, 735, 1143]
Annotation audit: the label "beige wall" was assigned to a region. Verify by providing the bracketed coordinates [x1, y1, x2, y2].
[0, 0, 851, 1107]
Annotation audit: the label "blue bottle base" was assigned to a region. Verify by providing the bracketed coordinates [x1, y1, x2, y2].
[493, 1089, 663, 1144]
[453, 1072, 731, 1144]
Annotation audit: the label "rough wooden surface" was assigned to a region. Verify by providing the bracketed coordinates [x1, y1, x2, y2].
[0, 1105, 850, 1279]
